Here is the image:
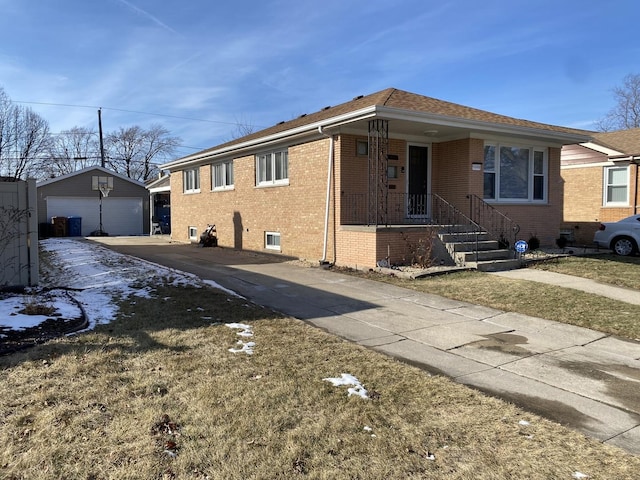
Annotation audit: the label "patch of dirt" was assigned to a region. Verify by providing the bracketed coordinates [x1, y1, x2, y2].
[0, 289, 88, 356]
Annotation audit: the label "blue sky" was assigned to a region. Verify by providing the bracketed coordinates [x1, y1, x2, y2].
[1, 0, 638, 158]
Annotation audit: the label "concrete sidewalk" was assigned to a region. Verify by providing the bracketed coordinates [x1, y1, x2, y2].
[492, 268, 640, 305]
[92, 237, 640, 455]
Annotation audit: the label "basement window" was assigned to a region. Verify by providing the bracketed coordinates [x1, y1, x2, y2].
[188, 226, 198, 242]
[265, 231, 281, 251]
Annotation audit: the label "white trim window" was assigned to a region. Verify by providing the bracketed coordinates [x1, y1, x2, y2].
[483, 143, 547, 202]
[212, 160, 234, 190]
[265, 231, 281, 250]
[183, 168, 200, 193]
[256, 149, 288, 186]
[604, 166, 629, 205]
[188, 226, 198, 241]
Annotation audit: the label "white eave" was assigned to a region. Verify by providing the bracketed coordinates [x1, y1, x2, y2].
[579, 141, 624, 157]
[162, 105, 593, 171]
[376, 106, 593, 144]
[161, 106, 378, 171]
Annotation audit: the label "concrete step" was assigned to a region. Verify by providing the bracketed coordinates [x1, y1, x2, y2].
[448, 240, 500, 252]
[455, 249, 513, 263]
[438, 231, 490, 243]
[469, 258, 523, 272]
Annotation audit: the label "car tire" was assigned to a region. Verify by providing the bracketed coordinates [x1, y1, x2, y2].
[612, 236, 637, 256]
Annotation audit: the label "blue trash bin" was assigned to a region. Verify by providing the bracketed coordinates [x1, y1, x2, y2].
[67, 217, 82, 237]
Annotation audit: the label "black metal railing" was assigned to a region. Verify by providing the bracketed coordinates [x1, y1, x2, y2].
[467, 194, 520, 251]
[342, 192, 479, 232]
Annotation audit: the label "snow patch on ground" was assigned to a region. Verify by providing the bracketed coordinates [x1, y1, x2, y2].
[0, 238, 241, 334]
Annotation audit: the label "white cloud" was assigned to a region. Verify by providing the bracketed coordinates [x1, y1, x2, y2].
[113, 0, 178, 35]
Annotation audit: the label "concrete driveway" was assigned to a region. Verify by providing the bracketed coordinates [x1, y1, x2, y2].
[89, 236, 640, 455]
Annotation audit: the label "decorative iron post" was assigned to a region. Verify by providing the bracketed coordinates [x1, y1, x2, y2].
[367, 119, 389, 225]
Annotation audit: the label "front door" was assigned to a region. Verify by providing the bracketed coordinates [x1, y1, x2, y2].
[407, 145, 430, 217]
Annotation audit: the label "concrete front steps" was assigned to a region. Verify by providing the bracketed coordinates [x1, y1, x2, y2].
[439, 230, 522, 272]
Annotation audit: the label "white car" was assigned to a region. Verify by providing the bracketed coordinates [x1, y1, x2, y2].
[593, 214, 640, 256]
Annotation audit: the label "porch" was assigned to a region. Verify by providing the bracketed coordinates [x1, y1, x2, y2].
[337, 192, 522, 271]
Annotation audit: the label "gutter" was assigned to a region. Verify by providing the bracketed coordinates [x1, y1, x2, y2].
[318, 126, 334, 265]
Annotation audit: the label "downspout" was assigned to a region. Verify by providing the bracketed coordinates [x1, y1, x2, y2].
[318, 126, 334, 264]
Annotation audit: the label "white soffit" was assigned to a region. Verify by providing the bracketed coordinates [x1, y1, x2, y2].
[579, 141, 623, 157]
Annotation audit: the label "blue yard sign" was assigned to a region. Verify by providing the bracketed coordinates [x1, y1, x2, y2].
[515, 240, 528, 253]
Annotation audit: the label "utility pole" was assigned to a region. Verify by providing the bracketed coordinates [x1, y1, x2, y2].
[98, 108, 106, 168]
[97, 108, 107, 235]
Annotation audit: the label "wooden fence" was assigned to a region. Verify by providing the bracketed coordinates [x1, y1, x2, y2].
[0, 179, 38, 287]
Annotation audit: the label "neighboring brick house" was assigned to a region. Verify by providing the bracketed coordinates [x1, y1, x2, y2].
[162, 88, 591, 269]
[561, 128, 640, 245]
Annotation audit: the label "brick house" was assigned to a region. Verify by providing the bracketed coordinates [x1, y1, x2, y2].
[561, 128, 640, 245]
[162, 88, 591, 269]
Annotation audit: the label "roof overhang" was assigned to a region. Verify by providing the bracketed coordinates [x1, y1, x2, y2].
[579, 141, 624, 157]
[161, 106, 378, 170]
[162, 105, 593, 171]
[36, 165, 146, 188]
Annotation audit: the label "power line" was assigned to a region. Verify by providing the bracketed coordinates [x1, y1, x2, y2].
[13, 100, 263, 128]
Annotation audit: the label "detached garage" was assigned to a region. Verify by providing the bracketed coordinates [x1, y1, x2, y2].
[37, 166, 150, 237]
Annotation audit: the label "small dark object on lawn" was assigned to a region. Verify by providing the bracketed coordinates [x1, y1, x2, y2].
[199, 224, 218, 247]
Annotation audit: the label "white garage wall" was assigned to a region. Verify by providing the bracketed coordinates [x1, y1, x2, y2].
[46, 197, 144, 236]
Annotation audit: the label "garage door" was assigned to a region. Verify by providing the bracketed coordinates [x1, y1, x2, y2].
[46, 196, 143, 236]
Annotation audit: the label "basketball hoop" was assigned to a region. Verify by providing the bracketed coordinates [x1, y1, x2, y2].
[92, 175, 114, 196]
[91, 174, 114, 235]
[98, 183, 111, 198]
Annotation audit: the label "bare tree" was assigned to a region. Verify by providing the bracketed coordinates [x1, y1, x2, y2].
[225, 114, 257, 141]
[596, 73, 640, 132]
[0, 88, 51, 180]
[139, 124, 180, 181]
[44, 127, 100, 178]
[105, 124, 180, 182]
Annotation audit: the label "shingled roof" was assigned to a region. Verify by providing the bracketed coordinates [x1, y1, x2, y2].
[167, 88, 593, 167]
[591, 128, 640, 156]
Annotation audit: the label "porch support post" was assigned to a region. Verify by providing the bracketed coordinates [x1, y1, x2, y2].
[367, 119, 389, 226]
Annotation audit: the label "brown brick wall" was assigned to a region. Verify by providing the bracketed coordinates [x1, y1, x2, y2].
[430, 138, 486, 217]
[562, 166, 603, 222]
[336, 226, 442, 269]
[561, 163, 640, 244]
[171, 134, 571, 268]
[170, 138, 336, 263]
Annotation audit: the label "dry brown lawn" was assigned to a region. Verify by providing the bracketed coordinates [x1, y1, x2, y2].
[1, 280, 639, 479]
[343, 254, 640, 342]
[529, 253, 640, 291]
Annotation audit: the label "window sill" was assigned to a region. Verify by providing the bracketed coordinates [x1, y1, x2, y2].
[256, 181, 289, 188]
[484, 199, 548, 205]
[183, 189, 201, 195]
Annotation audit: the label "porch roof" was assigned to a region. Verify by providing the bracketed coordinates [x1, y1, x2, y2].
[162, 88, 594, 170]
[589, 128, 640, 157]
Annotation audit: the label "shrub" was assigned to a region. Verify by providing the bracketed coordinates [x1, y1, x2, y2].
[401, 230, 436, 269]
